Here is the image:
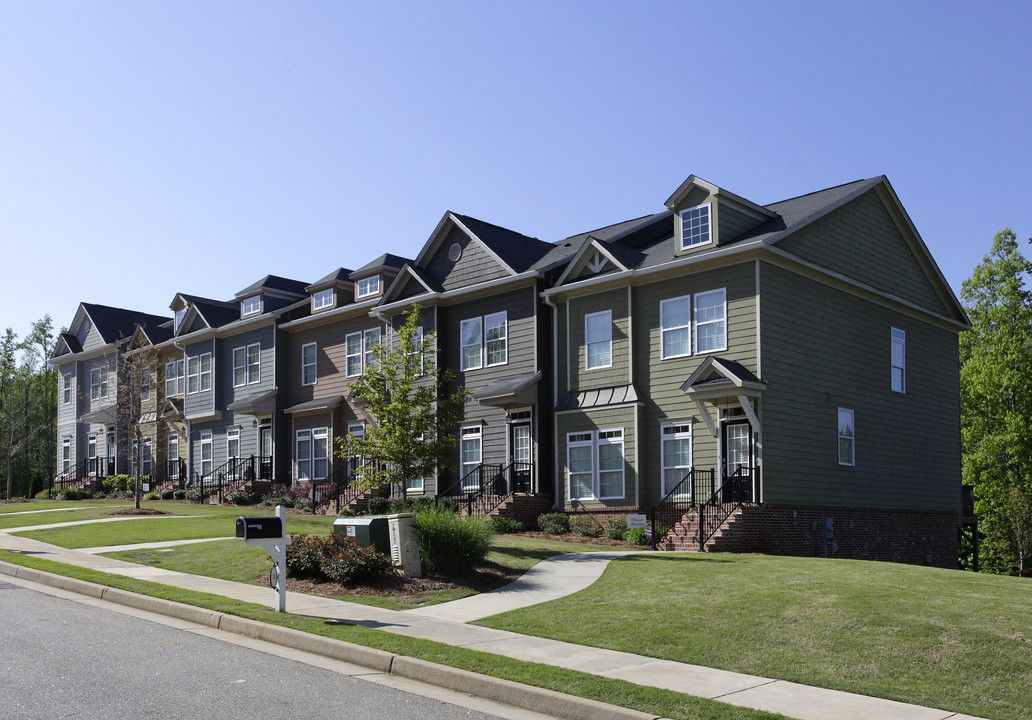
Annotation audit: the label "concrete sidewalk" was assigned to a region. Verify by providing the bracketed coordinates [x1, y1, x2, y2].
[0, 529, 984, 720]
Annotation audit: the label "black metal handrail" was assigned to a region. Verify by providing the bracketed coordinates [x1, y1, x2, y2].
[309, 458, 388, 514]
[197, 455, 272, 503]
[649, 466, 759, 550]
[650, 468, 714, 549]
[698, 465, 758, 549]
[437, 462, 533, 516]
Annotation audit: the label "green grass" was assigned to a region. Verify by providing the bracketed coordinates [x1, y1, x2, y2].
[1, 499, 133, 514]
[0, 551, 785, 720]
[477, 553, 1032, 720]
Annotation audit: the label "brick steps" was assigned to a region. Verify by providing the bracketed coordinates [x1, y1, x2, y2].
[659, 503, 752, 551]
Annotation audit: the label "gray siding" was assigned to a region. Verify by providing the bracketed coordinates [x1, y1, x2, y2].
[759, 261, 960, 512]
[221, 325, 275, 410]
[426, 226, 509, 291]
[183, 338, 216, 418]
[564, 288, 631, 392]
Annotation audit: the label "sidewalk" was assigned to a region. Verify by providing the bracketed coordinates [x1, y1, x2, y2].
[0, 527, 984, 720]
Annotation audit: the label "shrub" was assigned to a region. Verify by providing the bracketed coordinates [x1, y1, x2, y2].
[183, 489, 202, 502]
[294, 499, 313, 513]
[537, 512, 570, 535]
[103, 474, 132, 495]
[161, 489, 175, 500]
[489, 515, 524, 534]
[285, 534, 335, 578]
[261, 495, 293, 508]
[172, 489, 187, 500]
[60, 488, 84, 501]
[605, 517, 627, 540]
[366, 496, 391, 515]
[144, 492, 159, 501]
[92, 491, 107, 499]
[319, 542, 394, 584]
[227, 491, 256, 505]
[625, 527, 649, 546]
[570, 514, 600, 538]
[415, 506, 494, 575]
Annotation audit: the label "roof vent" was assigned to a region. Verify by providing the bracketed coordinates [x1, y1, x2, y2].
[448, 243, 462, 262]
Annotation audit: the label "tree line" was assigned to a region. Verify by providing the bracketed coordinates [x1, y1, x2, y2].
[1, 316, 56, 500]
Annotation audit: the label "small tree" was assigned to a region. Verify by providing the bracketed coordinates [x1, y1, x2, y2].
[338, 306, 468, 505]
[118, 342, 159, 510]
[989, 487, 1032, 577]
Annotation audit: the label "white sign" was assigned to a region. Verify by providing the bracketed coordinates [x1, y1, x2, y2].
[346, 525, 357, 538]
[626, 514, 647, 528]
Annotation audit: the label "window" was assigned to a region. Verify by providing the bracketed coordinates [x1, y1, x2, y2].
[357, 276, 380, 298]
[199, 353, 212, 391]
[166, 359, 185, 396]
[312, 288, 334, 311]
[485, 312, 507, 366]
[90, 367, 108, 399]
[140, 367, 151, 401]
[187, 356, 198, 393]
[188, 353, 212, 394]
[168, 435, 179, 467]
[296, 428, 327, 480]
[661, 423, 692, 494]
[241, 295, 262, 316]
[233, 344, 260, 387]
[174, 309, 187, 332]
[891, 328, 906, 393]
[301, 342, 317, 385]
[88, 434, 97, 460]
[62, 374, 71, 404]
[406, 326, 424, 372]
[567, 429, 626, 500]
[345, 329, 381, 377]
[585, 311, 612, 369]
[142, 437, 152, 476]
[460, 426, 482, 490]
[347, 424, 365, 473]
[460, 317, 483, 371]
[838, 408, 855, 466]
[660, 297, 692, 359]
[227, 427, 240, 461]
[680, 203, 711, 249]
[200, 432, 213, 477]
[694, 289, 726, 354]
[364, 328, 381, 371]
[62, 438, 70, 474]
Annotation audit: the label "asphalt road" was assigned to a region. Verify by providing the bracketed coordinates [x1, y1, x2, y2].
[0, 578, 516, 720]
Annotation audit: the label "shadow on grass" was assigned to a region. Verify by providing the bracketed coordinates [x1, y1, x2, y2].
[616, 553, 735, 564]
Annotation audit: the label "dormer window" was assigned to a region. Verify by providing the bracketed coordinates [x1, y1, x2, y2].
[356, 276, 380, 299]
[312, 289, 334, 311]
[241, 295, 262, 317]
[679, 204, 712, 250]
[174, 309, 187, 332]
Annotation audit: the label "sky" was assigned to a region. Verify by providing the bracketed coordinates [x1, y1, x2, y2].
[2, 1, 1030, 349]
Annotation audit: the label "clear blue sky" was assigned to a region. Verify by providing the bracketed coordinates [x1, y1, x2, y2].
[2, 1, 1030, 346]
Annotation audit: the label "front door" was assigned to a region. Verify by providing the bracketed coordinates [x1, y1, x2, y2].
[510, 422, 532, 493]
[106, 433, 116, 476]
[721, 420, 753, 503]
[260, 422, 273, 479]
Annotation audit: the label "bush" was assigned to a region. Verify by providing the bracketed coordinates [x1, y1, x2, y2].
[227, 491, 256, 505]
[261, 495, 293, 508]
[415, 506, 494, 575]
[319, 542, 394, 584]
[161, 489, 175, 500]
[183, 489, 202, 502]
[489, 515, 524, 534]
[285, 534, 336, 578]
[537, 512, 570, 535]
[103, 474, 132, 495]
[144, 492, 159, 501]
[172, 489, 187, 500]
[60, 487, 87, 501]
[570, 514, 600, 538]
[366, 496, 391, 515]
[605, 517, 627, 540]
[294, 499, 313, 513]
[625, 527, 649, 546]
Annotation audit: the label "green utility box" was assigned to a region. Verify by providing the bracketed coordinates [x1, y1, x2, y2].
[332, 516, 390, 555]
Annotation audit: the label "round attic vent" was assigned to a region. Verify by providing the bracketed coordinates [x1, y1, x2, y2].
[448, 242, 462, 262]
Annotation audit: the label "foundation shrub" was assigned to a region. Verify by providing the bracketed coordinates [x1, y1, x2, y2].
[490, 515, 525, 534]
[537, 512, 570, 535]
[415, 506, 494, 575]
[605, 517, 627, 540]
[570, 514, 600, 538]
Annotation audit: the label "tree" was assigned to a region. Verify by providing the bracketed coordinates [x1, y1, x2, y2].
[118, 343, 159, 510]
[960, 228, 1032, 574]
[338, 306, 469, 505]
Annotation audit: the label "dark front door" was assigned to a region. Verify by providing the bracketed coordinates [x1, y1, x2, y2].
[510, 422, 532, 493]
[721, 420, 753, 503]
[106, 433, 116, 476]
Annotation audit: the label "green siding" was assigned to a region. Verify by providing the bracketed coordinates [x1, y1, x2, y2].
[716, 203, 762, 244]
[566, 288, 630, 389]
[777, 190, 948, 316]
[759, 261, 960, 512]
[556, 406, 637, 508]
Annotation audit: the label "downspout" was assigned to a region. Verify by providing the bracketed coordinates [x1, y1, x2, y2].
[543, 292, 560, 510]
[173, 339, 191, 485]
[627, 286, 639, 510]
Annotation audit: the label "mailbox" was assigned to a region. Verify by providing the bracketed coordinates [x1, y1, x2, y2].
[236, 516, 284, 540]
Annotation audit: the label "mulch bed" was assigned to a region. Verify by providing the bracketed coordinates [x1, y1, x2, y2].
[282, 564, 511, 601]
[103, 508, 172, 517]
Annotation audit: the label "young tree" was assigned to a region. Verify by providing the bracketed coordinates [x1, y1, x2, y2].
[338, 306, 469, 505]
[118, 344, 159, 510]
[960, 228, 1032, 574]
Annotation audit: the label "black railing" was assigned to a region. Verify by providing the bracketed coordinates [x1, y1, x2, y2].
[197, 455, 273, 503]
[650, 468, 714, 549]
[437, 461, 533, 515]
[649, 466, 757, 550]
[697, 465, 758, 549]
[309, 458, 389, 514]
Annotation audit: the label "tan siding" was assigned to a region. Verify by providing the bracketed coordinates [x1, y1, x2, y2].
[760, 261, 960, 512]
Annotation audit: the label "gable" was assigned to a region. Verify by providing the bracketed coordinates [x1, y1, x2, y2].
[424, 225, 510, 291]
[396, 275, 429, 302]
[776, 189, 949, 316]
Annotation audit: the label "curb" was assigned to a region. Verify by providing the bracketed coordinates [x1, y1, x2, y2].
[0, 560, 663, 720]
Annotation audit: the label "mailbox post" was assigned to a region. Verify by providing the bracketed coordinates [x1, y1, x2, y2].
[236, 505, 291, 612]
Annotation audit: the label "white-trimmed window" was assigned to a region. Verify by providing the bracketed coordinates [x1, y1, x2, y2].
[891, 328, 906, 393]
[142, 437, 152, 476]
[296, 428, 327, 481]
[175, 309, 187, 333]
[661, 423, 692, 495]
[460, 426, 482, 490]
[406, 326, 424, 372]
[566, 429, 626, 500]
[62, 374, 71, 404]
[357, 276, 380, 298]
[200, 432, 213, 477]
[88, 434, 97, 460]
[233, 344, 260, 387]
[187, 357, 199, 394]
[460, 317, 483, 371]
[585, 311, 612, 370]
[140, 367, 151, 401]
[680, 203, 712, 249]
[168, 435, 179, 467]
[199, 353, 213, 391]
[838, 408, 855, 466]
[166, 359, 185, 396]
[347, 424, 365, 473]
[364, 328, 381, 371]
[345, 329, 381, 377]
[660, 296, 692, 359]
[227, 427, 240, 461]
[312, 288, 334, 311]
[694, 289, 726, 354]
[62, 438, 70, 474]
[485, 312, 508, 366]
[301, 342, 317, 386]
[90, 367, 108, 399]
[241, 295, 262, 316]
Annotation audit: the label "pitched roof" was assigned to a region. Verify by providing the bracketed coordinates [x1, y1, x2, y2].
[306, 268, 355, 292]
[351, 253, 412, 279]
[178, 294, 239, 329]
[452, 214, 554, 273]
[235, 274, 309, 298]
[80, 303, 171, 345]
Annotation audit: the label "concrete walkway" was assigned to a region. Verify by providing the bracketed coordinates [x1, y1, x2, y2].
[0, 526, 985, 720]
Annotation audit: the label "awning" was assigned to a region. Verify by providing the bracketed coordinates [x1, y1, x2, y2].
[139, 411, 158, 424]
[285, 395, 344, 415]
[474, 372, 541, 409]
[557, 384, 640, 412]
[227, 388, 278, 416]
[681, 357, 765, 437]
[81, 405, 117, 425]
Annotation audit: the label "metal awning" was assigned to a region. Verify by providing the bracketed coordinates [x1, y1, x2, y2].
[557, 384, 640, 412]
[81, 405, 117, 425]
[227, 388, 278, 416]
[474, 372, 541, 408]
[284, 395, 344, 415]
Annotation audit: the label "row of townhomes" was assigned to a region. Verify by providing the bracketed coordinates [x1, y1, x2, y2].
[51, 174, 972, 567]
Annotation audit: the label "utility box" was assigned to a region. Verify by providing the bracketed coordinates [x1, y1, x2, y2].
[387, 513, 421, 578]
[332, 516, 390, 555]
[236, 516, 284, 540]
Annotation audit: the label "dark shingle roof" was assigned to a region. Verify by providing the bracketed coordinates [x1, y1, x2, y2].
[179, 294, 239, 329]
[351, 253, 412, 279]
[81, 303, 171, 344]
[236, 274, 309, 298]
[57, 332, 82, 354]
[452, 214, 554, 273]
[307, 268, 355, 292]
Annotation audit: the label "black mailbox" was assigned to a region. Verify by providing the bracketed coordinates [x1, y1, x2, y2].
[236, 516, 284, 540]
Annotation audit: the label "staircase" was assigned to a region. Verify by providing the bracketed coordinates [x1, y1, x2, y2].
[659, 503, 748, 551]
